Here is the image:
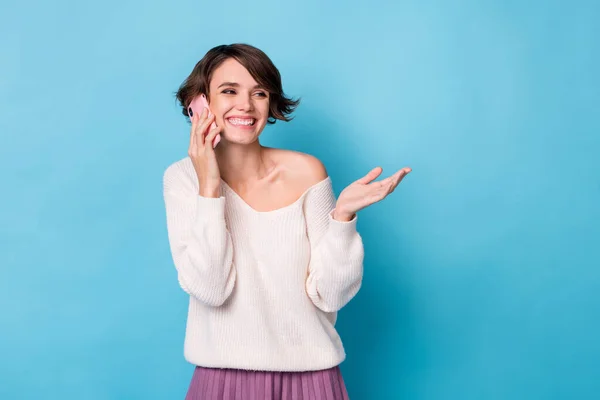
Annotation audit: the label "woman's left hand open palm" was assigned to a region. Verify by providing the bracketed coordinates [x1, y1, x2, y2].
[333, 166, 412, 221]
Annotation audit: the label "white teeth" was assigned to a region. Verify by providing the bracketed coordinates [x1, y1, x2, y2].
[228, 118, 255, 126]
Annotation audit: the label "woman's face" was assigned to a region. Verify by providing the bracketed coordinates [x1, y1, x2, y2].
[207, 58, 270, 144]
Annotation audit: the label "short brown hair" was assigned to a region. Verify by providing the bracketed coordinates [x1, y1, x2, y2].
[175, 43, 299, 124]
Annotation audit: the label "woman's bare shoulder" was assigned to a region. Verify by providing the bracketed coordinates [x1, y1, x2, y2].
[268, 148, 328, 185]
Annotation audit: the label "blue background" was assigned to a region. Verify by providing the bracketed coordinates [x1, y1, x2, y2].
[1, 0, 599, 399]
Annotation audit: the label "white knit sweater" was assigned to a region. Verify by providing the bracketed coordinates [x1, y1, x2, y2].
[162, 157, 364, 372]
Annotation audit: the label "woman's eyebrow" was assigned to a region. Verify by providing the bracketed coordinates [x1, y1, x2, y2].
[217, 82, 265, 89]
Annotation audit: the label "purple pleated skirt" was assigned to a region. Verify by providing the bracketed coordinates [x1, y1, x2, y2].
[185, 365, 350, 400]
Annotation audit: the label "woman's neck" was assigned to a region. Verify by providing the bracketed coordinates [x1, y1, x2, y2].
[215, 140, 276, 188]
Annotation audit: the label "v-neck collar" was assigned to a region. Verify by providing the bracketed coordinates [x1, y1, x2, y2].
[220, 176, 331, 215]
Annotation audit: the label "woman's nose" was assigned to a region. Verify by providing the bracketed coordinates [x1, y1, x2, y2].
[235, 94, 253, 111]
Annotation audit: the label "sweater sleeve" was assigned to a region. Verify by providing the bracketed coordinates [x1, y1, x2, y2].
[304, 178, 364, 313]
[162, 164, 236, 307]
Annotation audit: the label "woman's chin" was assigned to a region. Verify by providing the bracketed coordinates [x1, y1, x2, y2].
[220, 124, 265, 144]
[219, 131, 260, 145]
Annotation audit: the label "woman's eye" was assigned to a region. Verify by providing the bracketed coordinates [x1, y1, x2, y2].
[221, 89, 267, 97]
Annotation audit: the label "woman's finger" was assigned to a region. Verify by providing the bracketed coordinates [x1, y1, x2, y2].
[389, 168, 410, 187]
[376, 174, 395, 188]
[189, 109, 198, 141]
[189, 114, 199, 153]
[372, 173, 401, 198]
[195, 111, 214, 147]
[192, 108, 208, 133]
[204, 125, 222, 149]
[397, 168, 411, 182]
[196, 106, 208, 123]
[356, 167, 383, 185]
[385, 169, 410, 195]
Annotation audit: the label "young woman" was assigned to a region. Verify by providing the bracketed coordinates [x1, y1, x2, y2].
[163, 43, 411, 399]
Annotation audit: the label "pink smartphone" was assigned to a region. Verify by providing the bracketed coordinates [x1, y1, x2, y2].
[188, 94, 221, 148]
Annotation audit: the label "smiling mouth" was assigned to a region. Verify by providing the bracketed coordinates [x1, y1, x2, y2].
[227, 117, 256, 126]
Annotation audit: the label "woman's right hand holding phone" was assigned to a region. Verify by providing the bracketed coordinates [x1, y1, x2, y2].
[188, 108, 223, 198]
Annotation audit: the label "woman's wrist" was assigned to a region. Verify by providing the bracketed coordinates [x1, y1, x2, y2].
[199, 187, 220, 198]
[332, 209, 355, 222]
